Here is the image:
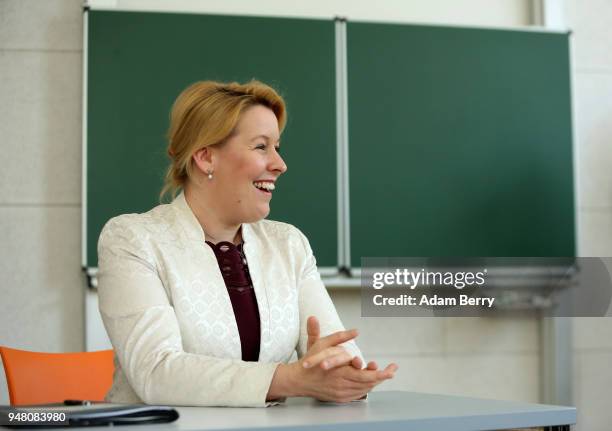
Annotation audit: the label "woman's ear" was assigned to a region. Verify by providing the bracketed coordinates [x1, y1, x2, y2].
[192, 147, 214, 175]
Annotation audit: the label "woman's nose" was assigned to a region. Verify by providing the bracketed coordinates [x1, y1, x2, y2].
[270, 150, 287, 174]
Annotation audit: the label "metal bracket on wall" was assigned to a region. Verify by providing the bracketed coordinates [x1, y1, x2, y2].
[83, 267, 98, 290]
[335, 18, 351, 270]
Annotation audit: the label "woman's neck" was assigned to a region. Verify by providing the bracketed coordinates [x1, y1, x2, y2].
[184, 185, 242, 245]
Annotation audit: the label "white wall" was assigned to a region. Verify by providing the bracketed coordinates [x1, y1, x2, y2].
[0, 0, 85, 405]
[89, 0, 531, 27]
[333, 294, 540, 402]
[2, 2, 612, 429]
[566, 0, 612, 428]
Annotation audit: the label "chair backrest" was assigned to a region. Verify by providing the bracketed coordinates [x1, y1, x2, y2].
[0, 346, 114, 406]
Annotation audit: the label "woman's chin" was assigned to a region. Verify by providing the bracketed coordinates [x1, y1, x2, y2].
[257, 206, 271, 221]
[242, 206, 270, 223]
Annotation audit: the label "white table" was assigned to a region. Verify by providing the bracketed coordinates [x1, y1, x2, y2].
[138, 390, 576, 431]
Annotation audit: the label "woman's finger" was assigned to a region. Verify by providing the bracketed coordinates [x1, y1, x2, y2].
[376, 363, 399, 379]
[350, 357, 378, 370]
[303, 346, 347, 369]
[317, 329, 359, 350]
[319, 350, 354, 370]
[306, 316, 320, 350]
[344, 362, 398, 384]
[342, 367, 380, 384]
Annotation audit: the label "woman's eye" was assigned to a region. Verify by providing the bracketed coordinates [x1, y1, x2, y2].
[255, 144, 266, 150]
[275, 146, 281, 153]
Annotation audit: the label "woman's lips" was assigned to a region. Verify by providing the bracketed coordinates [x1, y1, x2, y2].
[253, 184, 272, 196]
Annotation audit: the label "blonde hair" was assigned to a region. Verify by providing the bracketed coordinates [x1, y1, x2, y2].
[160, 80, 287, 202]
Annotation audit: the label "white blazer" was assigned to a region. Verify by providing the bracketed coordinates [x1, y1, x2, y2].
[97, 193, 363, 407]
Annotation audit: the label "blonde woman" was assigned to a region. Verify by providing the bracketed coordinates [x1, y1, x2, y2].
[97, 80, 397, 407]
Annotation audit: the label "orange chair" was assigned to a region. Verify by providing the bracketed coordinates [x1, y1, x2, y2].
[0, 346, 114, 406]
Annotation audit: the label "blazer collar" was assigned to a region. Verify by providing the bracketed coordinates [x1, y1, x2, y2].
[170, 192, 257, 247]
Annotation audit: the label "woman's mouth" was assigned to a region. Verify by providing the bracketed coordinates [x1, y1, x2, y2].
[253, 181, 275, 194]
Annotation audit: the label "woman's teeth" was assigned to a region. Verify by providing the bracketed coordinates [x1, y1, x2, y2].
[253, 181, 275, 192]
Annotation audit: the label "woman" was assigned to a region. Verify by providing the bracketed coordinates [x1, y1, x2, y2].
[97, 80, 397, 407]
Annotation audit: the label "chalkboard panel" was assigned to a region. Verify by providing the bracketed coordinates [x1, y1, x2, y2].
[347, 23, 574, 265]
[87, 11, 337, 268]
[87, 13, 576, 271]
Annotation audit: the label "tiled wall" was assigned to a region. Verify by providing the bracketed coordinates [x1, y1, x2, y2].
[0, 0, 85, 404]
[1, 2, 611, 429]
[332, 292, 540, 402]
[568, 0, 612, 428]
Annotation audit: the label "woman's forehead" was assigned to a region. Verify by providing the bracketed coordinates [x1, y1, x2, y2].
[234, 105, 280, 138]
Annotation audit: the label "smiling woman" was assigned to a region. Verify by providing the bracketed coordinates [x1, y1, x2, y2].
[96, 80, 397, 407]
[186, 103, 286, 230]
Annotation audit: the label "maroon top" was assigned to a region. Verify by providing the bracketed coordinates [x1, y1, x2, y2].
[205, 241, 261, 362]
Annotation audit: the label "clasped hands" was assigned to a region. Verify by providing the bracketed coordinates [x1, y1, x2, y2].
[269, 316, 398, 403]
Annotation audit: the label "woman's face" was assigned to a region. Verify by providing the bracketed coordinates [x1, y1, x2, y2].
[209, 104, 287, 225]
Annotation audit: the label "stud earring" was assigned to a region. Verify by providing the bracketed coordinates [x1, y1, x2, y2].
[207, 169, 213, 180]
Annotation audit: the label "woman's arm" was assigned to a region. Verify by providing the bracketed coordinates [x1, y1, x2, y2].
[97, 217, 280, 407]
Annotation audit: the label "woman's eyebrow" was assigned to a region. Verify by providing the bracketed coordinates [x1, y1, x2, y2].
[250, 134, 280, 143]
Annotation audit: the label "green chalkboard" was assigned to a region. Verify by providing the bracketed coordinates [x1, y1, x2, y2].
[347, 23, 574, 265]
[87, 12, 576, 272]
[87, 11, 337, 268]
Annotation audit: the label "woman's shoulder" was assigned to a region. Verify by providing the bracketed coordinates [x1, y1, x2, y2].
[99, 202, 175, 244]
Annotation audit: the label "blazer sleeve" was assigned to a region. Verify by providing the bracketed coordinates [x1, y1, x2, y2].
[293, 228, 366, 364]
[97, 216, 280, 407]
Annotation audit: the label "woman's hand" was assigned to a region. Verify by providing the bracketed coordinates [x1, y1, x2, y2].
[267, 316, 398, 403]
[267, 359, 396, 403]
[302, 316, 379, 372]
[302, 316, 359, 370]
[293, 360, 397, 403]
